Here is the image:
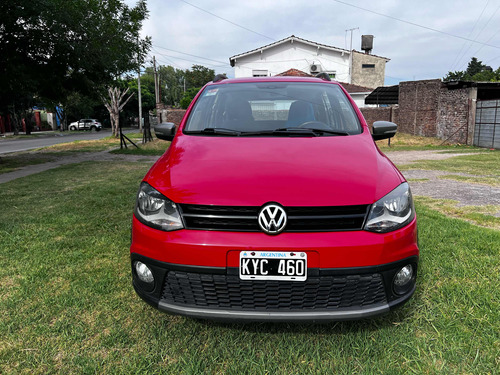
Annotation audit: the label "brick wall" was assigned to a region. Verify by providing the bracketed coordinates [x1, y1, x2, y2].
[437, 87, 475, 144]
[398, 79, 440, 136]
[360, 107, 399, 128]
[166, 109, 187, 126]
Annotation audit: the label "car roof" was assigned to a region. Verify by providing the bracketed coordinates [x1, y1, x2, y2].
[206, 76, 341, 86]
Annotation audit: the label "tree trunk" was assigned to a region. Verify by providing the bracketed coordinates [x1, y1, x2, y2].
[111, 111, 119, 138]
[12, 112, 20, 135]
[103, 86, 134, 139]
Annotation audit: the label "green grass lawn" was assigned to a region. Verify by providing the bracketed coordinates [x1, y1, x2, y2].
[111, 139, 169, 156]
[399, 151, 500, 182]
[0, 162, 499, 374]
[41, 133, 144, 153]
[376, 132, 484, 152]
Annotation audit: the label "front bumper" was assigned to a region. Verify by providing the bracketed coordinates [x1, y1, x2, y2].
[131, 253, 418, 322]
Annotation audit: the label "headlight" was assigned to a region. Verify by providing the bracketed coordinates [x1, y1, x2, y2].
[134, 182, 184, 231]
[364, 182, 415, 233]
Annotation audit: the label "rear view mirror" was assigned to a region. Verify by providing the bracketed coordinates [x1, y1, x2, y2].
[155, 122, 177, 141]
[372, 121, 397, 141]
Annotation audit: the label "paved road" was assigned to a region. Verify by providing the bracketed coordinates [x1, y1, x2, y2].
[0, 129, 135, 154]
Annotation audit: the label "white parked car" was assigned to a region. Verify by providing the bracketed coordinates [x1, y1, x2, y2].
[69, 119, 102, 131]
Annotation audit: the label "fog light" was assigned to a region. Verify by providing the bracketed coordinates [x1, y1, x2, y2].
[135, 261, 154, 283]
[393, 265, 414, 295]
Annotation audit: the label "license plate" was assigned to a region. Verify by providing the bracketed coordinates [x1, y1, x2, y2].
[239, 251, 307, 281]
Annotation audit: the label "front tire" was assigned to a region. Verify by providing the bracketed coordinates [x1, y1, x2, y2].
[69, 125, 76, 131]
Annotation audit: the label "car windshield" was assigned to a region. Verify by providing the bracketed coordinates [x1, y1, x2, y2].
[183, 82, 362, 136]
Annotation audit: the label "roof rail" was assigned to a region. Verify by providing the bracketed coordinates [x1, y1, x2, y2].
[213, 74, 227, 83]
[315, 72, 331, 81]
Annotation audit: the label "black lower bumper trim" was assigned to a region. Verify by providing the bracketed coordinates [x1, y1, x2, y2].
[131, 253, 418, 322]
[158, 300, 391, 322]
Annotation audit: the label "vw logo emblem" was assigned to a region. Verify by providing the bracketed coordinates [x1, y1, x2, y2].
[258, 204, 287, 234]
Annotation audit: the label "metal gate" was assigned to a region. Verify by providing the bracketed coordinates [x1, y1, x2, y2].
[474, 99, 500, 149]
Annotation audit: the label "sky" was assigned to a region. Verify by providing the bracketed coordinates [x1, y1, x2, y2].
[129, 0, 500, 85]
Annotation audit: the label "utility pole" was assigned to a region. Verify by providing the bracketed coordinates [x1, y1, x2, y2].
[346, 27, 359, 84]
[138, 67, 143, 132]
[153, 56, 159, 104]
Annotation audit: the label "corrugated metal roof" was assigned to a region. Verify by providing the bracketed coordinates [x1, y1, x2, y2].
[364, 85, 399, 105]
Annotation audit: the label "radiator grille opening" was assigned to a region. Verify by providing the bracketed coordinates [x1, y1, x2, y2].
[179, 204, 369, 232]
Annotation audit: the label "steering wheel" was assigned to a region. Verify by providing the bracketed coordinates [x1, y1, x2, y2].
[297, 121, 330, 130]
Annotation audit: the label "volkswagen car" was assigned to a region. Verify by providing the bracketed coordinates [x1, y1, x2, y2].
[130, 75, 419, 322]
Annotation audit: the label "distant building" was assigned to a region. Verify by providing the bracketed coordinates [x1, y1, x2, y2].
[229, 35, 389, 89]
[276, 69, 373, 108]
[363, 79, 500, 148]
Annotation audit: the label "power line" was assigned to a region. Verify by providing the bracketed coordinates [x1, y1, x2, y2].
[150, 52, 185, 70]
[450, 0, 490, 71]
[153, 44, 229, 65]
[329, 0, 500, 50]
[470, 25, 500, 61]
[152, 48, 228, 69]
[178, 0, 275, 41]
[457, 4, 500, 70]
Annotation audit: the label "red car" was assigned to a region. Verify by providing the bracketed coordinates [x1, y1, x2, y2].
[130, 75, 418, 322]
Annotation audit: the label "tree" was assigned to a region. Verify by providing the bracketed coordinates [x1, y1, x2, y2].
[465, 57, 485, 77]
[180, 88, 202, 109]
[158, 66, 186, 106]
[185, 65, 215, 89]
[443, 70, 467, 82]
[443, 57, 500, 82]
[124, 73, 156, 121]
[102, 87, 134, 137]
[0, 0, 151, 130]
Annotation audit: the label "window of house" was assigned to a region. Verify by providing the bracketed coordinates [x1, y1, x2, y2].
[362, 64, 375, 69]
[252, 70, 268, 77]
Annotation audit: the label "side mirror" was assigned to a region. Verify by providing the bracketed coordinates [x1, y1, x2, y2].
[154, 122, 177, 141]
[372, 121, 397, 141]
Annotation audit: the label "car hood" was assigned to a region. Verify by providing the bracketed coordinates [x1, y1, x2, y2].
[145, 133, 404, 206]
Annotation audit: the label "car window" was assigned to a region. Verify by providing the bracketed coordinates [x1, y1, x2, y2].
[184, 82, 362, 135]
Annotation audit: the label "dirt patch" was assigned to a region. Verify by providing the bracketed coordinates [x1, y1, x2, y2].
[403, 169, 500, 211]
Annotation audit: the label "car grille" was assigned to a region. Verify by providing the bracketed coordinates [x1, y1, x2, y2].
[178, 204, 369, 232]
[161, 271, 387, 311]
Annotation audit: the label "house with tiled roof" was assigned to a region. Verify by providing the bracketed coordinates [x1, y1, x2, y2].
[275, 69, 374, 108]
[229, 35, 389, 90]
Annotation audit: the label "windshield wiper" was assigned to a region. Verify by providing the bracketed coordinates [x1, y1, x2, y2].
[300, 128, 349, 136]
[240, 128, 349, 137]
[185, 128, 241, 136]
